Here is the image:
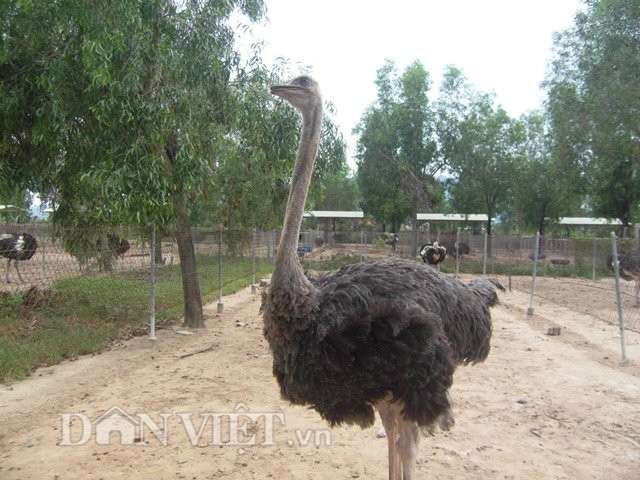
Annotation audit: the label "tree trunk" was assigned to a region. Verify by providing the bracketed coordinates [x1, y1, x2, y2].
[173, 190, 204, 328]
[537, 204, 547, 239]
[164, 133, 204, 329]
[154, 232, 164, 265]
[485, 217, 493, 256]
[410, 207, 419, 258]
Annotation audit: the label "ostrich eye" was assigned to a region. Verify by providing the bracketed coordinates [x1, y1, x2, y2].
[296, 76, 310, 87]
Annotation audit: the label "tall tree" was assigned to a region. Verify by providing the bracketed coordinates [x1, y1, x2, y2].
[355, 61, 407, 233]
[545, 0, 640, 231]
[511, 111, 581, 236]
[355, 60, 440, 240]
[210, 69, 347, 229]
[436, 68, 519, 236]
[1, 0, 267, 327]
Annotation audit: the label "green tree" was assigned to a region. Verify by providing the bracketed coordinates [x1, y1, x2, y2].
[311, 168, 359, 212]
[355, 62, 407, 233]
[1, 0, 267, 327]
[511, 111, 581, 236]
[436, 69, 520, 236]
[211, 70, 347, 229]
[545, 0, 640, 232]
[355, 60, 440, 241]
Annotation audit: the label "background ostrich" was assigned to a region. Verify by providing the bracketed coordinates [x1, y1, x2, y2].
[419, 241, 447, 265]
[441, 239, 470, 258]
[0, 233, 38, 283]
[608, 250, 640, 306]
[262, 76, 503, 480]
[96, 233, 130, 272]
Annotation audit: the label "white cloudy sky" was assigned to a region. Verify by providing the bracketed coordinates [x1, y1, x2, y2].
[238, 0, 584, 166]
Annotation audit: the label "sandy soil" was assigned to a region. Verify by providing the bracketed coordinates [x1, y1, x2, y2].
[1, 276, 639, 480]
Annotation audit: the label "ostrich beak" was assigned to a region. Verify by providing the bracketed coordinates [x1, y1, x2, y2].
[270, 76, 320, 111]
[270, 84, 308, 107]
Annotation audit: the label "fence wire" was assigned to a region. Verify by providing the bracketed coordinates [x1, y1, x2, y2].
[1, 224, 638, 336]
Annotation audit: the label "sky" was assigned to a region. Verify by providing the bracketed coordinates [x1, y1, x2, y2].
[245, 0, 584, 167]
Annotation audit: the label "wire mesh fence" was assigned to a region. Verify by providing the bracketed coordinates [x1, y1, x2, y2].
[1, 224, 638, 338]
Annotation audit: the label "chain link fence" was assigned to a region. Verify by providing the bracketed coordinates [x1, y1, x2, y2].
[1, 224, 638, 337]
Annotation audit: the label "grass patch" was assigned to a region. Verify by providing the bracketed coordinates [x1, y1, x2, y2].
[0, 256, 272, 383]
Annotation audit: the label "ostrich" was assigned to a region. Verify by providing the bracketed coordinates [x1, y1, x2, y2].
[0, 233, 38, 283]
[441, 239, 470, 258]
[262, 76, 503, 480]
[419, 241, 447, 266]
[96, 233, 130, 272]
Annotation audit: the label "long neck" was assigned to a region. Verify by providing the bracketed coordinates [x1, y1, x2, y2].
[274, 103, 323, 275]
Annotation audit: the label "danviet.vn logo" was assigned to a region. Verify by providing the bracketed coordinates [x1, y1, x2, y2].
[59, 403, 330, 447]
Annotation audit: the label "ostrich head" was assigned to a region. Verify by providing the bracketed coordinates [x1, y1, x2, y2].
[270, 75, 322, 112]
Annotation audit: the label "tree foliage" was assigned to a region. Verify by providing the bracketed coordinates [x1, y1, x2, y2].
[435, 67, 520, 235]
[1, 0, 349, 326]
[2, 0, 250, 328]
[545, 0, 640, 230]
[510, 111, 582, 235]
[355, 60, 441, 235]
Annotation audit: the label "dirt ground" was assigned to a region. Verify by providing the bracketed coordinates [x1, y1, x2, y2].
[1, 275, 639, 480]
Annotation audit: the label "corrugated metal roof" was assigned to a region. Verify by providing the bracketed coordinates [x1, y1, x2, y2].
[416, 213, 488, 222]
[303, 211, 364, 218]
[558, 217, 624, 225]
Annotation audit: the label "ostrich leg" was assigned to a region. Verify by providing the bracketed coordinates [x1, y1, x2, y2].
[13, 260, 25, 283]
[397, 415, 420, 480]
[5, 260, 11, 283]
[377, 399, 407, 480]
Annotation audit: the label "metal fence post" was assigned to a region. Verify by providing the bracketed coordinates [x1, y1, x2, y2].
[610, 232, 628, 363]
[454, 227, 461, 278]
[217, 229, 224, 314]
[527, 231, 540, 317]
[251, 227, 257, 294]
[40, 226, 46, 289]
[482, 227, 488, 276]
[149, 225, 157, 341]
[592, 236, 597, 281]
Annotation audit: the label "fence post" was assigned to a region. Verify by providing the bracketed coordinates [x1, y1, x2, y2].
[610, 232, 628, 363]
[251, 227, 257, 294]
[217, 229, 224, 314]
[592, 236, 597, 281]
[454, 227, 461, 278]
[149, 225, 157, 341]
[40, 226, 46, 289]
[482, 227, 488, 276]
[527, 231, 541, 317]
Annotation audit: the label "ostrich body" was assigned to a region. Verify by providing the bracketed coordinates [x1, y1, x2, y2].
[262, 76, 501, 480]
[96, 233, 130, 258]
[96, 234, 130, 272]
[441, 239, 470, 258]
[0, 233, 38, 283]
[419, 241, 447, 265]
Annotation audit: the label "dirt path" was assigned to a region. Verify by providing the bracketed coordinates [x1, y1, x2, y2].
[1, 280, 639, 479]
